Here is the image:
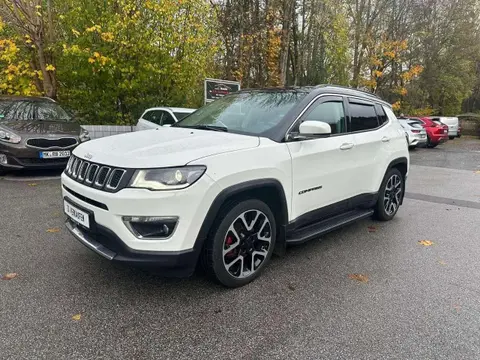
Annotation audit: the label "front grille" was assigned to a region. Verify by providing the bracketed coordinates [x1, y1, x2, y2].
[27, 137, 78, 149]
[65, 156, 128, 192]
[19, 158, 69, 165]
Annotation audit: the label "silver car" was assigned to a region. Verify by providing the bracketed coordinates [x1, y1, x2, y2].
[398, 118, 427, 149]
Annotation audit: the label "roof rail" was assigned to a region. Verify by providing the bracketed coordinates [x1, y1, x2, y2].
[316, 84, 381, 99]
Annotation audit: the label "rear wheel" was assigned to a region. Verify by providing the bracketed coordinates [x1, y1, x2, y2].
[202, 199, 276, 288]
[375, 168, 404, 221]
[408, 145, 416, 150]
[426, 136, 437, 148]
[449, 136, 455, 140]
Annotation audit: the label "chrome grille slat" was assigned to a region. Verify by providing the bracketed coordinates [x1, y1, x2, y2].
[86, 164, 99, 184]
[78, 161, 90, 181]
[66, 156, 126, 191]
[94, 166, 111, 187]
[106, 169, 126, 190]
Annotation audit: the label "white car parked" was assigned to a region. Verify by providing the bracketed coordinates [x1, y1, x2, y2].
[431, 116, 459, 139]
[61, 85, 409, 287]
[136, 107, 196, 131]
[398, 118, 427, 149]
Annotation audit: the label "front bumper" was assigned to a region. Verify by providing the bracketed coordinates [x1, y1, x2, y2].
[65, 219, 200, 276]
[0, 143, 72, 170]
[62, 173, 220, 255]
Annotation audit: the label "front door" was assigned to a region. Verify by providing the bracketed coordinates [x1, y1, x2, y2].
[286, 96, 358, 223]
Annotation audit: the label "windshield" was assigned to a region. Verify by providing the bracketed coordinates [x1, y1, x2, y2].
[173, 91, 307, 135]
[0, 99, 72, 122]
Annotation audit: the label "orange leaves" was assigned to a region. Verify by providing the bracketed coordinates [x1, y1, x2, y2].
[72, 314, 82, 321]
[1, 273, 18, 280]
[348, 274, 369, 283]
[418, 240, 434, 246]
[46, 228, 60, 233]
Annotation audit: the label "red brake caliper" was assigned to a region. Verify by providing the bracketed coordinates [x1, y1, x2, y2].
[225, 235, 235, 257]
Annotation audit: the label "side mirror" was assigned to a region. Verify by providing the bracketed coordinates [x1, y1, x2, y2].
[299, 120, 331, 137]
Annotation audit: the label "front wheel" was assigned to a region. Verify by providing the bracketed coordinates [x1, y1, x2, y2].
[202, 199, 276, 288]
[375, 168, 404, 221]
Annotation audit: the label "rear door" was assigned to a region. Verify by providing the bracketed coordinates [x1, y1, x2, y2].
[347, 99, 393, 196]
[287, 95, 358, 222]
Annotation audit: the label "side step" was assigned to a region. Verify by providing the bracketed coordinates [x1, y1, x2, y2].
[286, 209, 374, 245]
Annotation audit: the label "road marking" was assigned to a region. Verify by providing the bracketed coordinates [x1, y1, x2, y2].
[405, 192, 480, 210]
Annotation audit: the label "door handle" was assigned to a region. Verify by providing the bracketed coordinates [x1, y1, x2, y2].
[382, 136, 390, 143]
[339, 143, 354, 150]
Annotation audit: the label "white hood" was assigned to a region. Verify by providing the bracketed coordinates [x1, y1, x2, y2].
[73, 127, 260, 168]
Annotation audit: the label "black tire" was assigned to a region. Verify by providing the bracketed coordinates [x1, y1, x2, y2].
[457, 134, 461, 138]
[449, 136, 455, 140]
[202, 199, 276, 288]
[408, 145, 416, 150]
[426, 136, 438, 148]
[374, 168, 404, 221]
[0, 167, 8, 177]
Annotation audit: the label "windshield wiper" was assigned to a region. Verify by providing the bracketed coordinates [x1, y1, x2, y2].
[185, 124, 228, 132]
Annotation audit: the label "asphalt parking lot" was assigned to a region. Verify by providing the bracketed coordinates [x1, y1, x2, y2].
[1, 137, 480, 359]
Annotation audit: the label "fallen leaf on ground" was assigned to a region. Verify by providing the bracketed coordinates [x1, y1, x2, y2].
[72, 314, 81, 321]
[1, 273, 18, 280]
[475, 170, 480, 174]
[28, 183, 38, 187]
[418, 240, 434, 246]
[287, 284, 296, 291]
[46, 228, 60, 233]
[453, 304, 461, 312]
[367, 226, 377, 233]
[348, 274, 369, 283]
[439, 260, 447, 265]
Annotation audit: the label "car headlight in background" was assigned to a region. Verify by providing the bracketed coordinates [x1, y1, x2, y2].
[0, 129, 21, 144]
[129, 166, 206, 190]
[79, 127, 90, 142]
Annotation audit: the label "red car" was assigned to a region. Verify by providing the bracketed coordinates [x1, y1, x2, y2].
[415, 117, 449, 147]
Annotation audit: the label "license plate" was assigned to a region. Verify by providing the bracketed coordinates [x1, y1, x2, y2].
[64, 201, 90, 229]
[40, 150, 71, 159]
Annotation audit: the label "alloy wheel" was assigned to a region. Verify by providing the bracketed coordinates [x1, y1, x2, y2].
[222, 209, 272, 279]
[384, 174, 402, 216]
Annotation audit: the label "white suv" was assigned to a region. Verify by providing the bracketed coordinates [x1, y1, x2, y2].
[61, 85, 409, 287]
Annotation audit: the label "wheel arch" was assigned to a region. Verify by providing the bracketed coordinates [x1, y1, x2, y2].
[195, 179, 289, 258]
[384, 157, 408, 205]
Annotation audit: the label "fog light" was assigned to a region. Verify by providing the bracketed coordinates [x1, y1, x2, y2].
[122, 216, 178, 239]
[0, 154, 7, 165]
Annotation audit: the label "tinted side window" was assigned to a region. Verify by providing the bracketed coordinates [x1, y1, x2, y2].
[144, 110, 164, 125]
[162, 112, 176, 125]
[302, 101, 346, 134]
[142, 111, 153, 121]
[375, 104, 388, 125]
[348, 102, 379, 132]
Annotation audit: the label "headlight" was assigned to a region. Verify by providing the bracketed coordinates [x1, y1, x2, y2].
[129, 166, 206, 190]
[79, 127, 90, 142]
[0, 129, 21, 144]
